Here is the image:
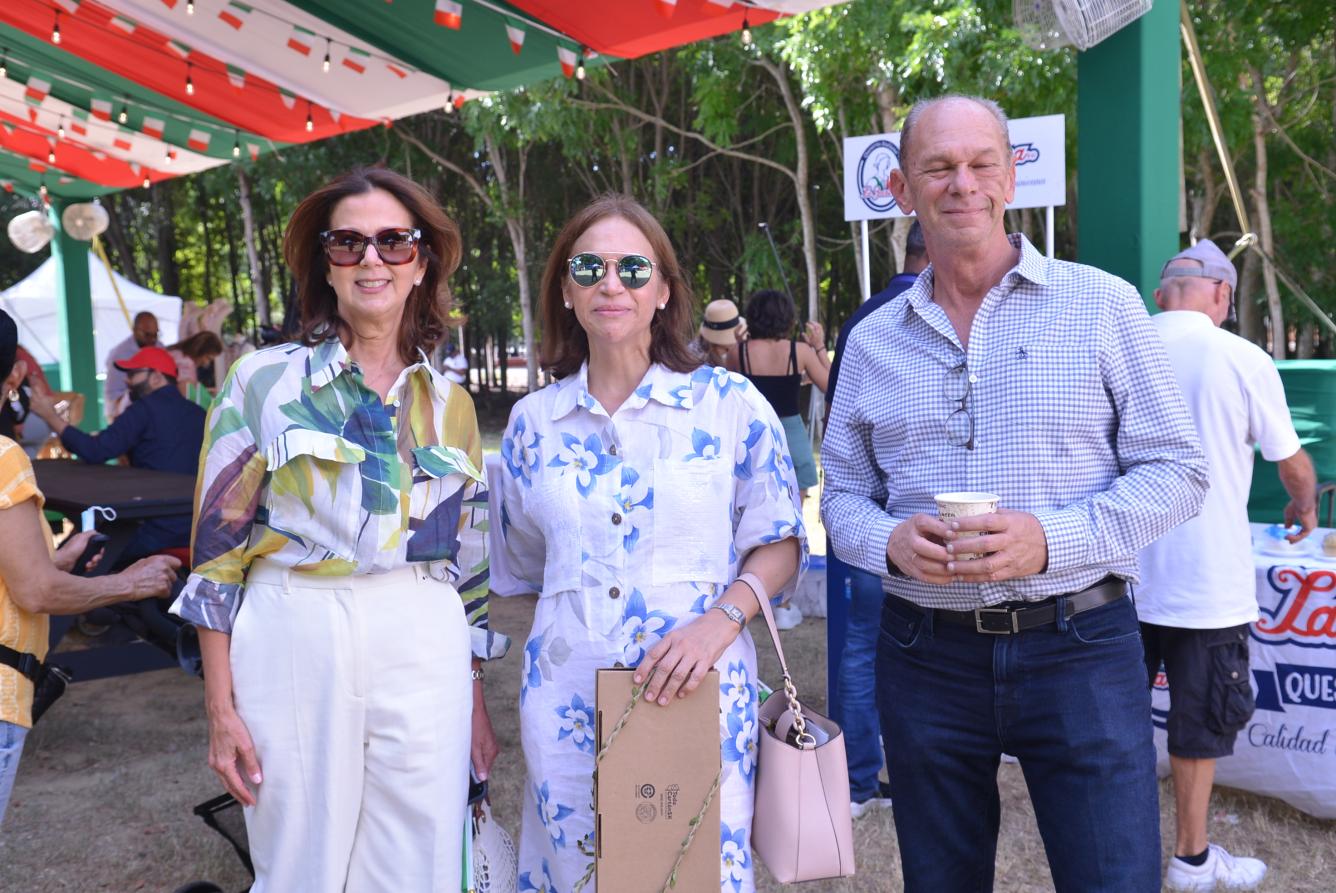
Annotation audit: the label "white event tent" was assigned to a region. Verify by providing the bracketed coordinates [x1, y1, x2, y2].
[0, 252, 182, 376]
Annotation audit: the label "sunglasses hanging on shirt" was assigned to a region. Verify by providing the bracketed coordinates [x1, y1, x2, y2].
[320, 228, 421, 266]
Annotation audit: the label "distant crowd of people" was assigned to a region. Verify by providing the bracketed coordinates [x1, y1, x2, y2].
[1, 93, 1307, 893]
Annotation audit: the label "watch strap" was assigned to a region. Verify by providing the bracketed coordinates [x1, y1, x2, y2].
[711, 603, 746, 628]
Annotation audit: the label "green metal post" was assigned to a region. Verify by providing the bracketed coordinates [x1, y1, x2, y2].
[49, 200, 101, 424]
[1076, 0, 1181, 310]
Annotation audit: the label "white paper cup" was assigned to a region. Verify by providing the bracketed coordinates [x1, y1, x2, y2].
[934, 492, 1000, 560]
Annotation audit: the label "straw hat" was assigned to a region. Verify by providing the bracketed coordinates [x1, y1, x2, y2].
[699, 299, 746, 346]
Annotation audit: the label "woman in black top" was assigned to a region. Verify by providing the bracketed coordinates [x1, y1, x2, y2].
[737, 289, 829, 495]
[737, 290, 828, 629]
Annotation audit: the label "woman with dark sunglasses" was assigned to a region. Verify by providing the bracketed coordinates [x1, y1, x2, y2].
[172, 167, 507, 891]
[495, 194, 806, 893]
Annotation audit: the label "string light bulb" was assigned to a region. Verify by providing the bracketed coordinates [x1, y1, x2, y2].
[57, 119, 65, 140]
[164, 147, 173, 165]
[118, 102, 129, 124]
[143, 175, 151, 189]
[187, 0, 195, 14]
[232, 132, 241, 158]
[52, 12, 61, 45]
[323, 39, 331, 73]
[575, 50, 586, 81]
[306, 102, 314, 132]
[47, 146, 56, 164]
[741, 16, 752, 46]
[185, 63, 195, 96]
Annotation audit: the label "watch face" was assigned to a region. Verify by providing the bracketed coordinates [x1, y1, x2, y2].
[716, 604, 745, 625]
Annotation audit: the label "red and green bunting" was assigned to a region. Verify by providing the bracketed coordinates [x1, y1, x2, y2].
[0, 0, 832, 199]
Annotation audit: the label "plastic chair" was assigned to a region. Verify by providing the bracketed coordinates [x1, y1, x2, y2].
[1317, 481, 1336, 528]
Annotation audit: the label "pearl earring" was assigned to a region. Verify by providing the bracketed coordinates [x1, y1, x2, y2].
[657, 302, 666, 310]
[563, 301, 573, 310]
[414, 278, 423, 286]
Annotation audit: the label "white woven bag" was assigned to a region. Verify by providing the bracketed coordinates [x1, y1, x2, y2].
[471, 801, 518, 893]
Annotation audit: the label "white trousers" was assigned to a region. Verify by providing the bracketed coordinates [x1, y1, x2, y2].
[231, 560, 472, 893]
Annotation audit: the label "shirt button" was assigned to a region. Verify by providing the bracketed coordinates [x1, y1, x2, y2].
[609, 586, 621, 599]
[611, 513, 623, 525]
[1231, 671, 1239, 679]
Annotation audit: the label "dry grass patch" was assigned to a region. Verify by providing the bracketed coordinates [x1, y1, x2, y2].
[2, 596, 1330, 892]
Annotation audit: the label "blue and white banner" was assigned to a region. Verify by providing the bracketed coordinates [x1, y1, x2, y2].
[841, 113, 1067, 221]
[1152, 527, 1336, 819]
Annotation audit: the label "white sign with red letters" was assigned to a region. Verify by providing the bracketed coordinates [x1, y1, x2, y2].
[1152, 526, 1336, 819]
[842, 114, 1067, 221]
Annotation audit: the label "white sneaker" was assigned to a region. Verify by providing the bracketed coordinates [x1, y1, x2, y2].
[773, 603, 803, 630]
[849, 784, 892, 819]
[849, 795, 891, 820]
[1165, 844, 1268, 891]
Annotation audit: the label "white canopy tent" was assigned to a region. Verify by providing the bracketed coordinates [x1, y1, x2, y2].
[0, 251, 182, 376]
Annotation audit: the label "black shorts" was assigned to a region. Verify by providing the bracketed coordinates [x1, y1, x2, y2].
[1141, 622, 1255, 759]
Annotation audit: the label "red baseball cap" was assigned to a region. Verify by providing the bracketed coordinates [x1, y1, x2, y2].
[114, 346, 178, 378]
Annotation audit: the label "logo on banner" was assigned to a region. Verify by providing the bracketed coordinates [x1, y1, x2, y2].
[1253, 663, 1336, 713]
[1012, 142, 1041, 166]
[856, 140, 900, 213]
[1253, 567, 1336, 648]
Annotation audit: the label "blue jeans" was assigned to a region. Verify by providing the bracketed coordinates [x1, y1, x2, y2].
[833, 567, 887, 801]
[876, 593, 1160, 892]
[0, 720, 28, 826]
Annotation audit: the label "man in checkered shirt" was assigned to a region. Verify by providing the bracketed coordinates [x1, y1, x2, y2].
[821, 95, 1208, 891]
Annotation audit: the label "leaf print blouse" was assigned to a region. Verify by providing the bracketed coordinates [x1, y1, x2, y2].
[170, 338, 507, 660]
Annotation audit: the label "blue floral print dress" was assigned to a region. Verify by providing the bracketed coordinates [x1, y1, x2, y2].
[497, 363, 807, 893]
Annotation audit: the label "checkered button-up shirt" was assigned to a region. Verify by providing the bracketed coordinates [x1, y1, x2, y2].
[820, 233, 1208, 610]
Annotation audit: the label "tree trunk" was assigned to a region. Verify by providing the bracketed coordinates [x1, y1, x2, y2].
[484, 134, 538, 392]
[875, 83, 900, 267]
[102, 194, 142, 284]
[236, 167, 271, 327]
[222, 205, 242, 320]
[835, 105, 867, 299]
[1191, 148, 1220, 245]
[1237, 243, 1263, 347]
[195, 181, 216, 303]
[1297, 322, 1316, 358]
[759, 59, 819, 322]
[1249, 71, 1285, 360]
[154, 183, 180, 297]
[890, 217, 912, 275]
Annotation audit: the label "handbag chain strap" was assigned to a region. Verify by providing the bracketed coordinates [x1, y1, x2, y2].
[781, 674, 816, 748]
[743, 573, 818, 751]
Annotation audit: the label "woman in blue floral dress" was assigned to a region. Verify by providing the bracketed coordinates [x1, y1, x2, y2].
[496, 195, 806, 893]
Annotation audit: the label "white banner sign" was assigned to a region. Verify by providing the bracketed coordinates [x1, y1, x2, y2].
[1152, 529, 1336, 820]
[842, 113, 1067, 221]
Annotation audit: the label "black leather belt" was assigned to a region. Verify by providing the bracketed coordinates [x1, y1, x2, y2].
[899, 577, 1127, 635]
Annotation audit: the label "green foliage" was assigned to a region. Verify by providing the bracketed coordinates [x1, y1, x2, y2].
[4, 2, 1329, 358]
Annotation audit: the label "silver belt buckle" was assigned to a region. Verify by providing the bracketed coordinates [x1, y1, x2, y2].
[974, 607, 1020, 635]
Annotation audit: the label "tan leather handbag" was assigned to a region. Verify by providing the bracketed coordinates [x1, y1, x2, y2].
[748, 575, 856, 883]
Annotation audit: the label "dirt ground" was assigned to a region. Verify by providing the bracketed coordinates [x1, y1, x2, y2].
[3, 424, 1331, 891]
[2, 591, 1332, 893]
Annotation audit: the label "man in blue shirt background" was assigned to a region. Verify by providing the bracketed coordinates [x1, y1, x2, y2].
[30, 346, 205, 564]
[825, 219, 927, 819]
[827, 220, 927, 406]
